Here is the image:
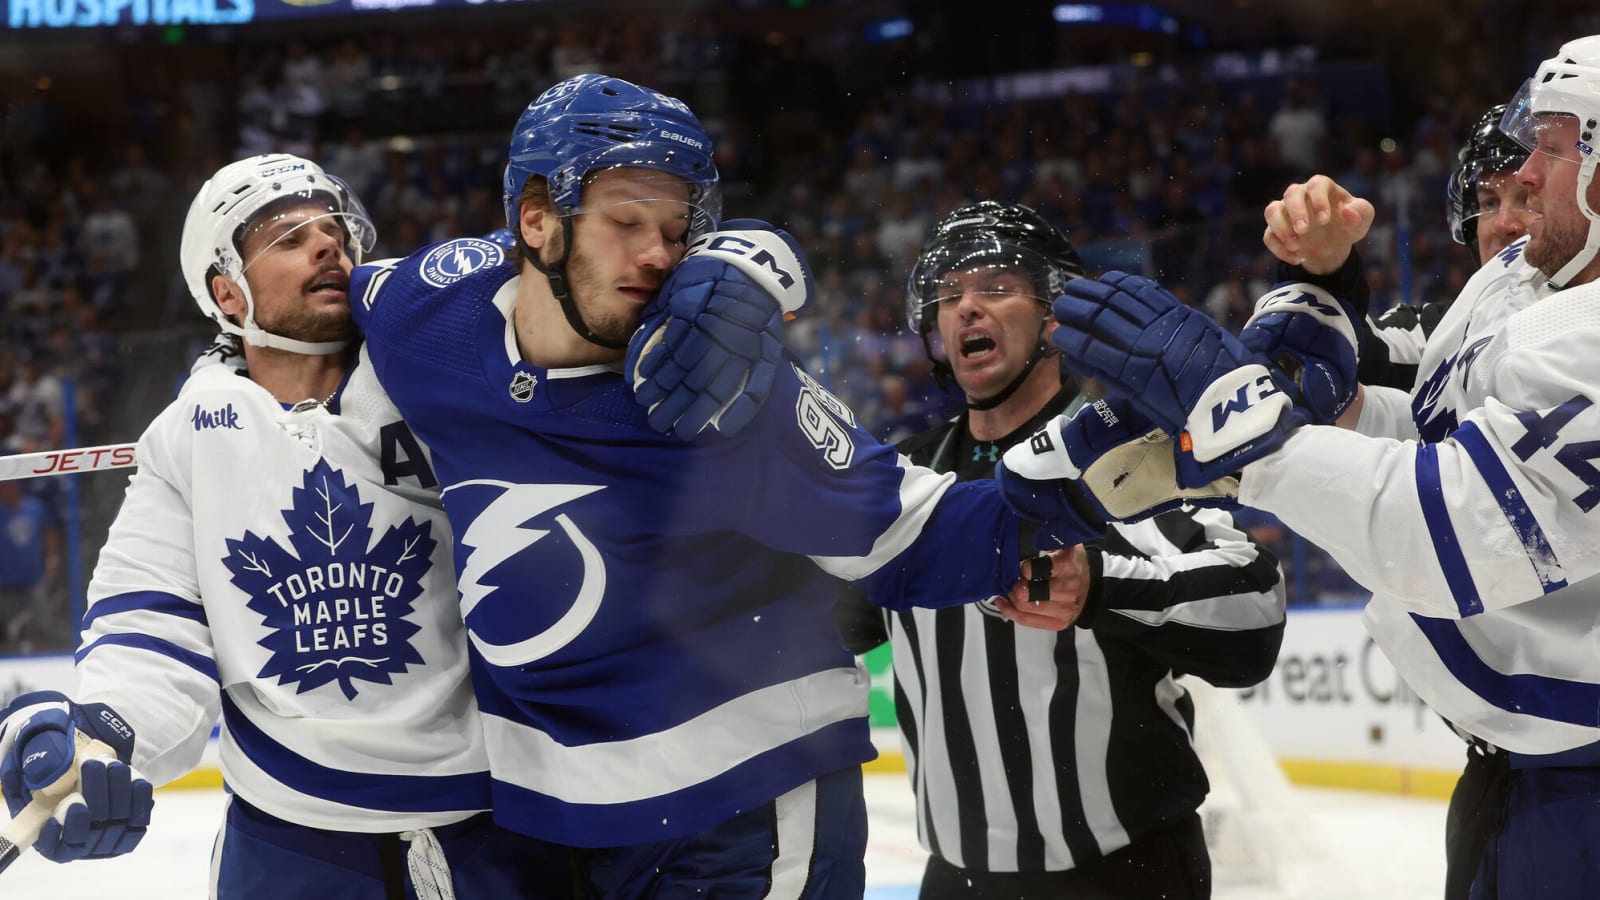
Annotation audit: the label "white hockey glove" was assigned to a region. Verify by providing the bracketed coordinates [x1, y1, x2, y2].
[627, 219, 813, 440]
[997, 397, 1239, 544]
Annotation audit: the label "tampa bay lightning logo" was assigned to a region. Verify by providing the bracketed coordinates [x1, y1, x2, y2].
[224, 460, 431, 699]
[1412, 336, 1490, 443]
[444, 480, 606, 667]
[418, 238, 504, 288]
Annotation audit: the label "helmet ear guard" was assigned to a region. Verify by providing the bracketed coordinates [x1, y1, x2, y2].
[180, 154, 374, 356]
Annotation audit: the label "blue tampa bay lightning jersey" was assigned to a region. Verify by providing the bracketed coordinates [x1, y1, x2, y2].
[351, 238, 1026, 847]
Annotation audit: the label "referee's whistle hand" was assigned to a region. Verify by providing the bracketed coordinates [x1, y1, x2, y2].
[998, 546, 1089, 632]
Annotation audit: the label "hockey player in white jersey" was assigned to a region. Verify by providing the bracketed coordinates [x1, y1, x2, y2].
[1361, 103, 1534, 393]
[0, 155, 551, 898]
[1013, 35, 1600, 899]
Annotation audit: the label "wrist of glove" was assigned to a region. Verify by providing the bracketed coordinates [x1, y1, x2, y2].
[626, 219, 814, 440]
[1000, 398, 1241, 533]
[0, 691, 152, 862]
[1239, 281, 1361, 425]
[1172, 363, 1296, 487]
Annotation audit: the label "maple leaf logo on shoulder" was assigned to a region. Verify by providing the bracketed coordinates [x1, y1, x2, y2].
[224, 460, 433, 700]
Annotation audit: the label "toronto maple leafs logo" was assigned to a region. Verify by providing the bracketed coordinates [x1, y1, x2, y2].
[224, 460, 434, 699]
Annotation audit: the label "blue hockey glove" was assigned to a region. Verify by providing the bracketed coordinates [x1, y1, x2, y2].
[998, 397, 1240, 532]
[0, 691, 152, 863]
[627, 219, 815, 440]
[1238, 282, 1361, 425]
[1051, 271, 1296, 487]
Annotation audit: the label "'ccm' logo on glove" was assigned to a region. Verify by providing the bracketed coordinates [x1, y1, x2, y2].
[683, 231, 809, 314]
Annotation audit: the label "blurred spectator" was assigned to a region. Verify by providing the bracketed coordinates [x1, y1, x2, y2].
[80, 189, 140, 277]
[7, 353, 66, 449]
[1268, 77, 1330, 174]
[0, 465, 62, 652]
[106, 144, 170, 228]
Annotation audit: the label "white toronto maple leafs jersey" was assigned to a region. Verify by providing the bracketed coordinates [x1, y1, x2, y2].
[1242, 237, 1600, 754]
[76, 350, 489, 831]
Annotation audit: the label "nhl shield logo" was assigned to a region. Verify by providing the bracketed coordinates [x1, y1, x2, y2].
[509, 371, 538, 402]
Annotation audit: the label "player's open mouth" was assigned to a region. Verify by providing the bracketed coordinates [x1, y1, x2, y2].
[961, 335, 997, 360]
[306, 268, 350, 298]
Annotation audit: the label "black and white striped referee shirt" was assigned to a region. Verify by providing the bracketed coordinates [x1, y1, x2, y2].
[836, 387, 1286, 873]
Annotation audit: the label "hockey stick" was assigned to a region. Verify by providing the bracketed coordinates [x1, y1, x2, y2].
[0, 444, 137, 482]
[0, 735, 122, 874]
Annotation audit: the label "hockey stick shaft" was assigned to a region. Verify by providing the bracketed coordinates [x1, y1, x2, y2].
[0, 737, 120, 875]
[0, 444, 137, 482]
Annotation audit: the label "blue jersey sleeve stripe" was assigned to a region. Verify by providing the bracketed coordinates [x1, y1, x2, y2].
[1454, 421, 1568, 592]
[81, 591, 208, 631]
[75, 632, 220, 683]
[1415, 444, 1484, 616]
[221, 694, 491, 814]
[1411, 613, 1600, 726]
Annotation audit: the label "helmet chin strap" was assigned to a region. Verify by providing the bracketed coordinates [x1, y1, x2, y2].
[219, 279, 351, 356]
[1547, 155, 1600, 290]
[522, 217, 629, 351]
[965, 310, 1056, 412]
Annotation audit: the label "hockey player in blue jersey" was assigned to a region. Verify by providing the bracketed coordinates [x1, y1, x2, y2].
[349, 74, 1100, 897]
[0, 154, 554, 898]
[1015, 35, 1600, 900]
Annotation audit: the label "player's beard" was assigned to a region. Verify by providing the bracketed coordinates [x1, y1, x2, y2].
[1516, 209, 1580, 275]
[1524, 205, 1593, 279]
[565, 240, 641, 347]
[253, 295, 357, 344]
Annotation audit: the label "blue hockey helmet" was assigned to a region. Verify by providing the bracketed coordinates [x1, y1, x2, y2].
[502, 74, 721, 240]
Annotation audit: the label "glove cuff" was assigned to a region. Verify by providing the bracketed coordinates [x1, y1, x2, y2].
[1274, 247, 1368, 318]
[998, 465, 1106, 553]
[75, 703, 137, 765]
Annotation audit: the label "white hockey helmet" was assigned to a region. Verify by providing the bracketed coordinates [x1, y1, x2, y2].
[1500, 35, 1600, 287]
[180, 154, 376, 355]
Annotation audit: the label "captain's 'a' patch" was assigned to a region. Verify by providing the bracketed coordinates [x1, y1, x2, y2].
[224, 460, 433, 699]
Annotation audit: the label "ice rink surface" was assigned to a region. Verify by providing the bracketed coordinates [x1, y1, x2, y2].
[5, 775, 1446, 899]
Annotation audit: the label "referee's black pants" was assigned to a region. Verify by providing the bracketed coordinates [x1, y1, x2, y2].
[919, 812, 1210, 900]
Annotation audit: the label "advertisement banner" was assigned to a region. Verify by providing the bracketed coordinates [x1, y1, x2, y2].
[3, 0, 546, 29]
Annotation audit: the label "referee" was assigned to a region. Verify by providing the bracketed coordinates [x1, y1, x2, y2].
[837, 202, 1286, 900]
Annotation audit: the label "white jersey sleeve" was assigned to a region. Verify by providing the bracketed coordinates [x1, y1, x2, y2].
[1241, 279, 1600, 619]
[1352, 384, 1418, 440]
[76, 420, 220, 787]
